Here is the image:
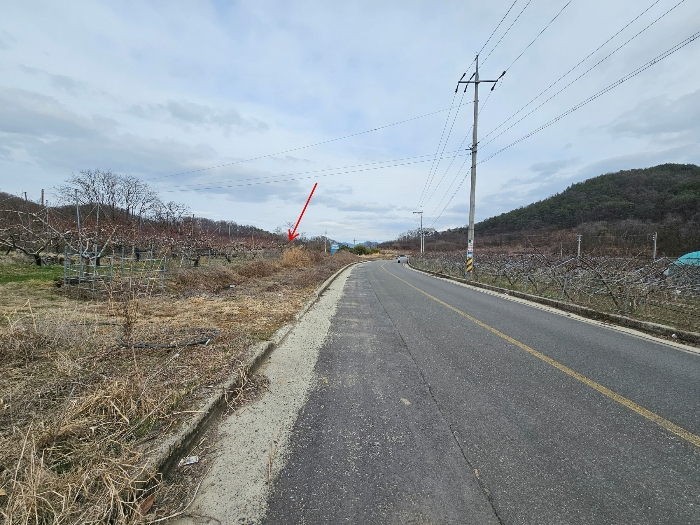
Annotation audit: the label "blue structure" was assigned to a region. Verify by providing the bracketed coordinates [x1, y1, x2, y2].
[675, 251, 700, 266]
[330, 243, 339, 254]
[664, 251, 700, 276]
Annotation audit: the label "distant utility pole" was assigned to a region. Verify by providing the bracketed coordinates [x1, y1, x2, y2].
[652, 232, 657, 261]
[577, 234, 582, 258]
[413, 211, 424, 254]
[456, 55, 505, 277]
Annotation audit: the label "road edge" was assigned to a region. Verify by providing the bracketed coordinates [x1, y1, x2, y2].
[406, 261, 700, 347]
[136, 260, 362, 491]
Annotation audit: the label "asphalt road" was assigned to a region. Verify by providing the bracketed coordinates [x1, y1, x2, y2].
[264, 261, 700, 524]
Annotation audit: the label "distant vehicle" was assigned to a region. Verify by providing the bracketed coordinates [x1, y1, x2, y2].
[397, 254, 408, 264]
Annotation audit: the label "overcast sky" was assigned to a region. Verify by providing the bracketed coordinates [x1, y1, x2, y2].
[1, 0, 699, 242]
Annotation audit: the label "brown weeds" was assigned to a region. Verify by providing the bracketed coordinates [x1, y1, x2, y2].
[0, 249, 357, 523]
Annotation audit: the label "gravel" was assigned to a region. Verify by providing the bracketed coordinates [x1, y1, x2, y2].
[172, 265, 353, 524]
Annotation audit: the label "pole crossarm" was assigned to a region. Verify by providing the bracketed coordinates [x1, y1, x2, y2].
[456, 71, 505, 93]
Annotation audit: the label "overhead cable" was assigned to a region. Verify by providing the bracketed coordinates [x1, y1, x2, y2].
[159, 150, 474, 193]
[430, 28, 700, 226]
[144, 101, 473, 182]
[480, 29, 700, 164]
[504, 0, 573, 72]
[480, 0, 675, 145]
[482, 0, 534, 65]
[477, 0, 520, 56]
[418, 87, 469, 209]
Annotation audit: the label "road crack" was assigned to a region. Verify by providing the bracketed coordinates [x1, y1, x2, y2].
[367, 266, 506, 525]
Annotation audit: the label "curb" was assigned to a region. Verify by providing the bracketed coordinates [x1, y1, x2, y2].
[137, 261, 361, 490]
[407, 261, 700, 346]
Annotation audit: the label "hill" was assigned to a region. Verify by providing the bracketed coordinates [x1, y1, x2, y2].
[383, 164, 700, 257]
[476, 163, 700, 235]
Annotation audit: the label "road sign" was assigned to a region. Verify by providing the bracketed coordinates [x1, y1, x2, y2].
[330, 243, 339, 254]
[466, 257, 473, 273]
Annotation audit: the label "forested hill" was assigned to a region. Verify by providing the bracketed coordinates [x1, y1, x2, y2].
[476, 164, 700, 235]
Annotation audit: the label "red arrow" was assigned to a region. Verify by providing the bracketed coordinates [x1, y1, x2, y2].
[288, 182, 317, 242]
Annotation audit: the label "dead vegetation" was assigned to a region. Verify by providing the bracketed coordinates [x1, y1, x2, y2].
[0, 247, 357, 524]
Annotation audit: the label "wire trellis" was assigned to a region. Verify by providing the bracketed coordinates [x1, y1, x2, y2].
[63, 247, 166, 297]
[410, 252, 700, 333]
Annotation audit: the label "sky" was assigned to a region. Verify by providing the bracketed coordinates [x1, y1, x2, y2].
[1, 0, 699, 242]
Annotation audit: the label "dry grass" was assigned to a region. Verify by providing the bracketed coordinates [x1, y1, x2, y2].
[0, 250, 357, 523]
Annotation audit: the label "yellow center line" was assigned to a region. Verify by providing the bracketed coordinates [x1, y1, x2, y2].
[381, 263, 700, 449]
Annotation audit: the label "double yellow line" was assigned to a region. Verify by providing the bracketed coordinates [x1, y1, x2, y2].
[382, 264, 700, 449]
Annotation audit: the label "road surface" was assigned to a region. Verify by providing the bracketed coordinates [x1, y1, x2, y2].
[263, 260, 700, 524]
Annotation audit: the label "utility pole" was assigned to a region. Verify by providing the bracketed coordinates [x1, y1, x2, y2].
[413, 211, 424, 253]
[577, 234, 582, 258]
[652, 232, 657, 261]
[456, 55, 505, 277]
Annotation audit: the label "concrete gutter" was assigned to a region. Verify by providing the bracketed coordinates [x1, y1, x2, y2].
[407, 261, 700, 347]
[137, 261, 361, 490]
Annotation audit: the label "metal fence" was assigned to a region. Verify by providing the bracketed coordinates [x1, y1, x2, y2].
[63, 247, 166, 296]
[410, 252, 700, 333]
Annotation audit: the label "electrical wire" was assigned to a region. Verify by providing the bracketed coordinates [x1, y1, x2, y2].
[482, 0, 533, 65]
[159, 149, 474, 193]
[504, 0, 573, 72]
[421, 84, 494, 216]
[416, 60, 476, 208]
[480, 0, 674, 145]
[430, 28, 700, 227]
[418, 88, 469, 209]
[417, 90, 459, 208]
[160, 151, 461, 190]
[144, 101, 473, 182]
[478, 0, 520, 56]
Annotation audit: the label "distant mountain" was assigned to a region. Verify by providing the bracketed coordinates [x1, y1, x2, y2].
[476, 163, 700, 235]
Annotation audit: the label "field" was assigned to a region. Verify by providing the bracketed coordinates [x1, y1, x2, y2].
[410, 252, 700, 334]
[0, 248, 357, 524]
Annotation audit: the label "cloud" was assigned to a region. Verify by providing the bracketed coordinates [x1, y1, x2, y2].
[314, 192, 395, 213]
[0, 87, 116, 138]
[529, 158, 580, 177]
[18, 66, 88, 96]
[127, 100, 269, 133]
[0, 29, 16, 50]
[609, 88, 700, 141]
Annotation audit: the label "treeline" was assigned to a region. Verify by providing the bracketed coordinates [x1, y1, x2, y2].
[382, 164, 700, 257]
[0, 169, 280, 264]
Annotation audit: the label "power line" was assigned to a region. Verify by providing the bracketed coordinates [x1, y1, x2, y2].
[504, 0, 573, 72]
[417, 90, 459, 208]
[480, 29, 700, 163]
[159, 149, 474, 193]
[480, 0, 674, 145]
[417, 61, 477, 208]
[430, 28, 700, 227]
[482, 0, 533, 66]
[418, 87, 469, 209]
[477, 0, 520, 56]
[159, 150, 468, 190]
[421, 81, 497, 216]
[144, 101, 473, 182]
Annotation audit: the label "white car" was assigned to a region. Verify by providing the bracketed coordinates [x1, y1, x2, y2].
[397, 255, 408, 264]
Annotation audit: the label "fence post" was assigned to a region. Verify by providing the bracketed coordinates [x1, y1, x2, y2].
[560, 274, 569, 301]
[63, 246, 68, 287]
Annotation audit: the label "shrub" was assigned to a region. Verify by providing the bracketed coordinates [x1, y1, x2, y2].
[281, 247, 313, 268]
[236, 260, 277, 278]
